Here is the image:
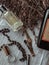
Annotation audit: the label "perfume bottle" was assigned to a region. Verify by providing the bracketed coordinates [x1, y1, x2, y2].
[0, 5, 23, 31]
[37, 9, 49, 50]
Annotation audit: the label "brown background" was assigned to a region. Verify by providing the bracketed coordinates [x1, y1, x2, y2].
[0, 0, 49, 30]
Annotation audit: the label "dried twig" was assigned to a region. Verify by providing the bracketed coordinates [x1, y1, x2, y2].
[23, 26, 35, 56]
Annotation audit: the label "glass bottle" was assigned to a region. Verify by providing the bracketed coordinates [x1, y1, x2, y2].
[0, 5, 23, 31]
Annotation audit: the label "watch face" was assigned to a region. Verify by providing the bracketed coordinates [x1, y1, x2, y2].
[42, 19, 49, 42]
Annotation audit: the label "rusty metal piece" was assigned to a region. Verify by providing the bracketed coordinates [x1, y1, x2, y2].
[2, 45, 10, 56]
